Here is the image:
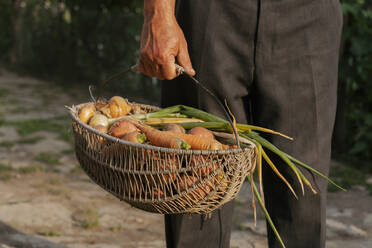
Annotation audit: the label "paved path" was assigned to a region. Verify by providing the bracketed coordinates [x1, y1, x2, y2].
[0, 68, 371, 247]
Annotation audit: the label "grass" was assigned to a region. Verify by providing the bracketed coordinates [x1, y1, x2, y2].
[0, 141, 15, 149]
[18, 136, 44, 144]
[77, 209, 100, 229]
[0, 163, 13, 172]
[0, 136, 43, 150]
[47, 178, 63, 185]
[38, 231, 61, 237]
[6, 117, 66, 136]
[47, 188, 69, 196]
[6, 99, 19, 105]
[0, 163, 14, 181]
[0, 88, 9, 98]
[11, 106, 30, 114]
[3, 116, 73, 144]
[18, 164, 44, 174]
[16, 83, 30, 89]
[110, 225, 123, 231]
[36, 152, 60, 165]
[70, 167, 82, 174]
[0, 174, 13, 181]
[328, 163, 372, 195]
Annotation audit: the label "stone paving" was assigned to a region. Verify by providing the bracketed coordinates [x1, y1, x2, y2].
[0, 68, 371, 247]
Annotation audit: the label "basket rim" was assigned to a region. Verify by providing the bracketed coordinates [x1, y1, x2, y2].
[68, 102, 254, 155]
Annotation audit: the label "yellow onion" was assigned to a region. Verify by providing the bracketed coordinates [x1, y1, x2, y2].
[89, 114, 109, 129]
[92, 124, 108, 134]
[130, 105, 146, 115]
[78, 103, 96, 124]
[109, 96, 131, 118]
[95, 103, 112, 118]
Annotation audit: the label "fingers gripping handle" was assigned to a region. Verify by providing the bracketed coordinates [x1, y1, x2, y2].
[130, 64, 185, 77]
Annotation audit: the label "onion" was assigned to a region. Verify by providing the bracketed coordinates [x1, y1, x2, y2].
[89, 114, 109, 129]
[78, 103, 96, 124]
[109, 96, 131, 118]
[92, 124, 108, 134]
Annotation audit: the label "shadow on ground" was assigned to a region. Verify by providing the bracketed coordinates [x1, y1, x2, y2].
[0, 221, 67, 248]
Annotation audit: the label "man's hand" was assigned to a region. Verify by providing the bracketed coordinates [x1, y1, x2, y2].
[138, 0, 195, 80]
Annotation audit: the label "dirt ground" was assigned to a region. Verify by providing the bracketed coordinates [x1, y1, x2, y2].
[0, 68, 371, 248]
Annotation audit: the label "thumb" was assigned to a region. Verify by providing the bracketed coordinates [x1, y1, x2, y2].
[177, 41, 195, 76]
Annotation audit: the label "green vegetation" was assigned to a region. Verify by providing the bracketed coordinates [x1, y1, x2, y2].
[0, 163, 13, 172]
[76, 209, 100, 229]
[0, 163, 13, 181]
[38, 231, 61, 237]
[0, 136, 43, 149]
[16, 83, 30, 89]
[18, 136, 44, 144]
[0, 174, 13, 181]
[36, 152, 60, 165]
[18, 164, 44, 174]
[0, 140, 15, 149]
[110, 225, 123, 232]
[333, 0, 372, 165]
[328, 163, 372, 195]
[70, 167, 82, 174]
[11, 106, 30, 114]
[0, 88, 9, 98]
[46, 178, 63, 185]
[6, 116, 66, 136]
[2, 116, 73, 144]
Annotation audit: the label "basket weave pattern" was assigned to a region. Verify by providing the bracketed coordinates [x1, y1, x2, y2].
[70, 103, 256, 214]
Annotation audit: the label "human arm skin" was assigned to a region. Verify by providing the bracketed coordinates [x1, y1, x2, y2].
[138, 0, 195, 80]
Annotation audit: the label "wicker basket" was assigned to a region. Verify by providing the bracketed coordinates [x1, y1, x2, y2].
[69, 102, 257, 214]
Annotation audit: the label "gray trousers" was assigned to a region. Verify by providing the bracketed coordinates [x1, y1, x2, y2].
[161, 0, 343, 247]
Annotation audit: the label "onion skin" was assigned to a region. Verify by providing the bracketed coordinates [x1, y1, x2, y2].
[162, 123, 186, 133]
[78, 103, 96, 124]
[131, 105, 146, 115]
[89, 114, 109, 129]
[109, 96, 131, 118]
[108, 119, 138, 138]
[92, 124, 108, 134]
[98, 104, 112, 118]
[188, 127, 215, 140]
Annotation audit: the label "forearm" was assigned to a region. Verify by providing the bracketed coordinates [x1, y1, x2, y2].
[143, 0, 176, 21]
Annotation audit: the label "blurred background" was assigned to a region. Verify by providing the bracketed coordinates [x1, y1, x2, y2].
[0, 0, 371, 247]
